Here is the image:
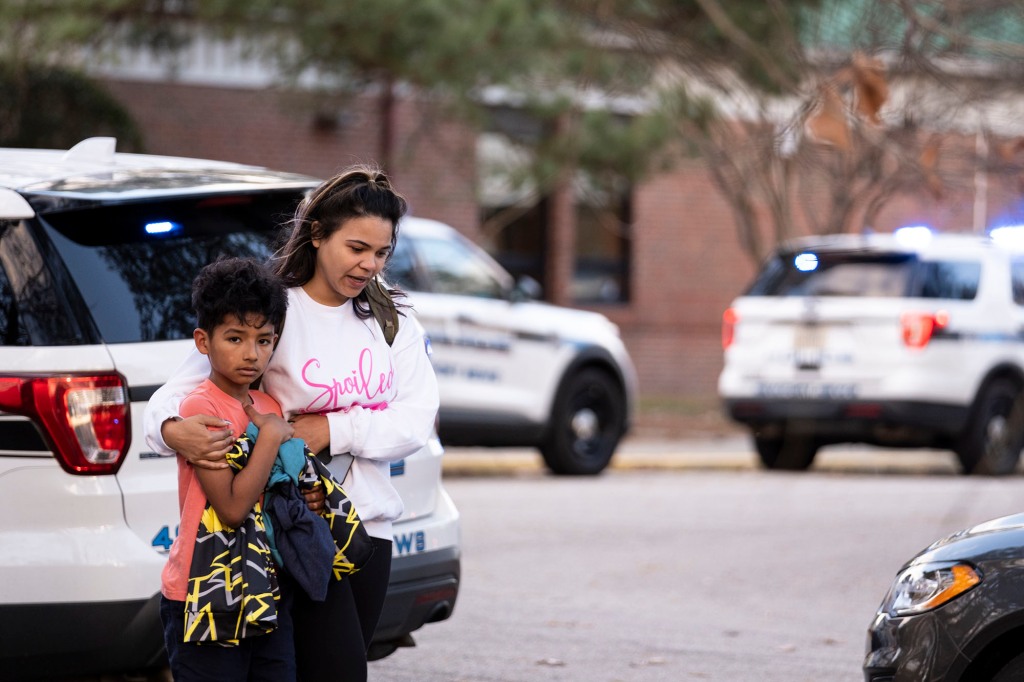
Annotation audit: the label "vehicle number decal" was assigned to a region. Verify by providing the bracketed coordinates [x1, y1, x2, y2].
[756, 382, 858, 399]
[152, 524, 179, 553]
[430, 362, 499, 382]
[394, 530, 426, 555]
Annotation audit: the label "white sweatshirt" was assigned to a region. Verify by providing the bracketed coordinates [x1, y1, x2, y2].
[144, 286, 441, 540]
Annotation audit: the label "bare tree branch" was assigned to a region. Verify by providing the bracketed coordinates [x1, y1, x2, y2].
[691, 0, 799, 91]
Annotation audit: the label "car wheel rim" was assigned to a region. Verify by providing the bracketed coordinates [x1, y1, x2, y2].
[991, 409, 1007, 436]
[987, 413, 1009, 450]
[571, 408, 600, 444]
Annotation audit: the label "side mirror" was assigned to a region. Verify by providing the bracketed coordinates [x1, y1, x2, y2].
[511, 275, 542, 302]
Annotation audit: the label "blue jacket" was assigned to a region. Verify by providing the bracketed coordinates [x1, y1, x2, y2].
[247, 423, 374, 602]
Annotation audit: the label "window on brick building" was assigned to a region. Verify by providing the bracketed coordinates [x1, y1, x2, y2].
[478, 124, 632, 304]
[573, 182, 631, 304]
[480, 199, 548, 294]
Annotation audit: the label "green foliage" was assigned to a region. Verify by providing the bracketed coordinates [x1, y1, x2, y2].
[807, 0, 1024, 64]
[193, 0, 567, 93]
[0, 0, 821, 190]
[0, 1, 185, 62]
[0, 64, 143, 150]
[563, 0, 821, 92]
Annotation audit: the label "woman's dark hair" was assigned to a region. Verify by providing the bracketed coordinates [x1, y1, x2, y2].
[192, 257, 288, 333]
[272, 164, 408, 320]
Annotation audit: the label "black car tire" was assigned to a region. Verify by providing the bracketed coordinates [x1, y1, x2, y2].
[992, 651, 1024, 682]
[955, 379, 1024, 476]
[753, 429, 818, 471]
[540, 368, 625, 476]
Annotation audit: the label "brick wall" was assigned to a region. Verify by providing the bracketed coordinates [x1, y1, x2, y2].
[598, 161, 758, 396]
[100, 79, 480, 233]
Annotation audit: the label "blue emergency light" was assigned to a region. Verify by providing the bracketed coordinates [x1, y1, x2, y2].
[144, 220, 180, 235]
[794, 252, 819, 272]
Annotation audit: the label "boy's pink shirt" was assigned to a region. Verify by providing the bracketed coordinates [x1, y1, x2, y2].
[160, 379, 282, 602]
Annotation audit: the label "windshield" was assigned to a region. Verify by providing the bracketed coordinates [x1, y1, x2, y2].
[388, 231, 511, 299]
[747, 250, 981, 300]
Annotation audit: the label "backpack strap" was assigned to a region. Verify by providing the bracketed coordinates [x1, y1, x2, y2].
[364, 276, 399, 347]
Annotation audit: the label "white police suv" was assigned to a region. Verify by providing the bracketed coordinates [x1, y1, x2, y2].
[388, 217, 638, 476]
[0, 138, 459, 679]
[719, 227, 1024, 475]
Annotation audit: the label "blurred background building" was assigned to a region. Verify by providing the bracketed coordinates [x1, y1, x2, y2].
[5, 1, 1024, 419]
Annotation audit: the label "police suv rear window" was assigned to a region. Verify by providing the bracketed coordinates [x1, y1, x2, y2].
[746, 251, 981, 300]
[0, 221, 90, 346]
[36, 190, 304, 343]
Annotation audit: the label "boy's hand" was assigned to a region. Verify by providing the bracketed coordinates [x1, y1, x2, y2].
[288, 413, 330, 454]
[163, 415, 233, 470]
[243, 404, 294, 444]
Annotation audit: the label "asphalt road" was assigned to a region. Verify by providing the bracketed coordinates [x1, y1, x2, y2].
[55, 437, 1021, 682]
[370, 439, 1024, 681]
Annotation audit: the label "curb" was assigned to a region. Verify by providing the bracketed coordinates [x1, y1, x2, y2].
[441, 437, 755, 476]
[440, 437, 967, 477]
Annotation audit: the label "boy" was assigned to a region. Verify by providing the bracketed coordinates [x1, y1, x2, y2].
[159, 256, 295, 682]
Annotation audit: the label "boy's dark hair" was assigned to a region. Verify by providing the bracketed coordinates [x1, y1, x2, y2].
[192, 257, 287, 333]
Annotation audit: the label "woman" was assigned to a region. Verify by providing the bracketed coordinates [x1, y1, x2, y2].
[144, 166, 440, 681]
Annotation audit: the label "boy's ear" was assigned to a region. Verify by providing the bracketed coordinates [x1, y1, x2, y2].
[193, 328, 211, 356]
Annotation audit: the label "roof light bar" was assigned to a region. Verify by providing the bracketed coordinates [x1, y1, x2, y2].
[989, 225, 1024, 250]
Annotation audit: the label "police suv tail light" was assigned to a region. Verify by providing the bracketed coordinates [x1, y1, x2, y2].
[900, 311, 949, 349]
[722, 308, 738, 349]
[0, 374, 129, 475]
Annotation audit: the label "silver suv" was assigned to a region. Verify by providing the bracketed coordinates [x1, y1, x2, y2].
[0, 139, 460, 678]
[719, 228, 1024, 475]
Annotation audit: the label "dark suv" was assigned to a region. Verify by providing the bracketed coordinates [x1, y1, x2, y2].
[866, 513, 1024, 681]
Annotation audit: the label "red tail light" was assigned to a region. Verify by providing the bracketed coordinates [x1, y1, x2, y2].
[722, 308, 739, 349]
[901, 311, 949, 349]
[0, 374, 129, 475]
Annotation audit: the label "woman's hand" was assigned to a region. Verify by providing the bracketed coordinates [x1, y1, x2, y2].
[301, 483, 327, 515]
[162, 415, 234, 470]
[288, 413, 330, 454]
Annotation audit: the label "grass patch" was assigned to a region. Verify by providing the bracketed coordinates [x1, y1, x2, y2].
[632, 393, 741, 439]
[637, 393, 722, 416]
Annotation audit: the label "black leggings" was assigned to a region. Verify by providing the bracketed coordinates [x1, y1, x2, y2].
[288, 537, 392, 682]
